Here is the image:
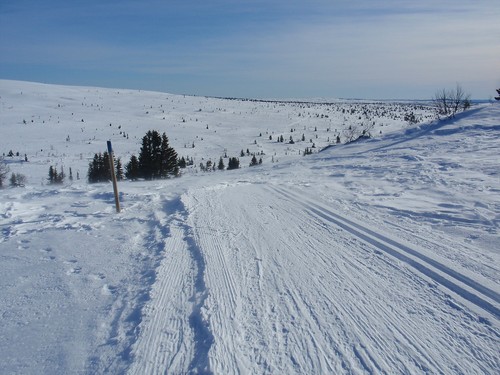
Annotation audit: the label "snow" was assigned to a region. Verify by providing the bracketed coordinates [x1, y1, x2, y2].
[0, 80, 499, 374]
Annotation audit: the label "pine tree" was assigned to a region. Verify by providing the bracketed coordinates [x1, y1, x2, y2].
[178, 156, 187, 169]
[138, 130, 157, 179]
[115, 158, 124, 181]
[87, 154, 97, 183]
[138, 130, 178, 179]
[227, 157, 240, 170]
[49, 166, 64, 184]
[56, 166, 65, 184]
[48, 166, 55, 183]
[88, 152, 111, 183]
[250, 155, 258, 166]
[161, 132, 178, 177]
[218, 157, 225, 170]
[9, 172, 26, 187]
[125, 154, 140, 180]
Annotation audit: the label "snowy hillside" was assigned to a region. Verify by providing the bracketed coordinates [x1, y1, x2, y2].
[0, 80, 498, 374]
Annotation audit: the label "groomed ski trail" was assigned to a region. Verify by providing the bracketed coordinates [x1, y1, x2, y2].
[127, 197, 212, 375]
[127, 182, 499, 374]
[182, 182, 498, 374]
[270, 185, 500, 323]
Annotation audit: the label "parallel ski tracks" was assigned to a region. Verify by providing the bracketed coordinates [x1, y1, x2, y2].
[270, 185, 500, 322]
[127, 205, 195, 375]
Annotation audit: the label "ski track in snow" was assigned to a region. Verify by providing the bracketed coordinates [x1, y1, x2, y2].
[127, 197, 195, 375]
[270, 185, 500, 323]
[127, 195, 214, 375]
[126, 182, 498, 374]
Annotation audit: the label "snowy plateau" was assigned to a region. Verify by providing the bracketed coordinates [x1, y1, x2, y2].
[0, 79, 499, 374]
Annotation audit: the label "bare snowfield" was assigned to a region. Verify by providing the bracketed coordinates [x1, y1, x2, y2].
[0, 80, 498, 374]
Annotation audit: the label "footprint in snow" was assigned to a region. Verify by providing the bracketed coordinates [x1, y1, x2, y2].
[17, 239, 30, 250]
[88, 273, 106, 281]
[101, 284, 117, 295]
[66, 266, 82, 275]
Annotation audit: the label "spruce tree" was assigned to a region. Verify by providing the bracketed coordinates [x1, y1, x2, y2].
[178, 156, 187, 169]
[138, 130, 177, 179]
[227, 157, 240, 170]
[103, 152, 111, 181]
[87, 154, 98, 183]
[160, 132, 178, 177]
[48, 166, 55, 184]
[125, 155, 140, 180]
[49, 166, 64, 184]
[138, 130, 156, 179]
[115, 158, 124, 181]
[218, 157, 225, 170]
[88, 152, 111, 183]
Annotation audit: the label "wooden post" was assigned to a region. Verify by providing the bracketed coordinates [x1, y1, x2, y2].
[107, 141, 121, 213]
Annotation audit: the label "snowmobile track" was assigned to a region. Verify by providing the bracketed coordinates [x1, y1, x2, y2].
[270, 185, 500, 322]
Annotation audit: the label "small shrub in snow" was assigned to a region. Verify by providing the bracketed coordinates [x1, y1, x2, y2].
[10, 173, 27, 187]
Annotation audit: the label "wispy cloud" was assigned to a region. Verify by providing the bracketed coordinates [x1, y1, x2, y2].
[1, 0, 499, 98]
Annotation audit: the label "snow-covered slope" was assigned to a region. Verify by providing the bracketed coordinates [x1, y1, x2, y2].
[0, 80, 498, 374]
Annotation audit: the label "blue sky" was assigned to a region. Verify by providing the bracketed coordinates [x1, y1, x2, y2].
[1, 0, 499, 99]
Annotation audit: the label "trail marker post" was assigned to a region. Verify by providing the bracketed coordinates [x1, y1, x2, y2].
[107, 141, 121, 213]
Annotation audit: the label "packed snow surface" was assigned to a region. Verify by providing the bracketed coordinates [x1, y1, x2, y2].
[0, 80, 499, 374]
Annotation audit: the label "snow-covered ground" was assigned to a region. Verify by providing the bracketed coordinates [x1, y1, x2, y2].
[0, 80, 498, 374]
